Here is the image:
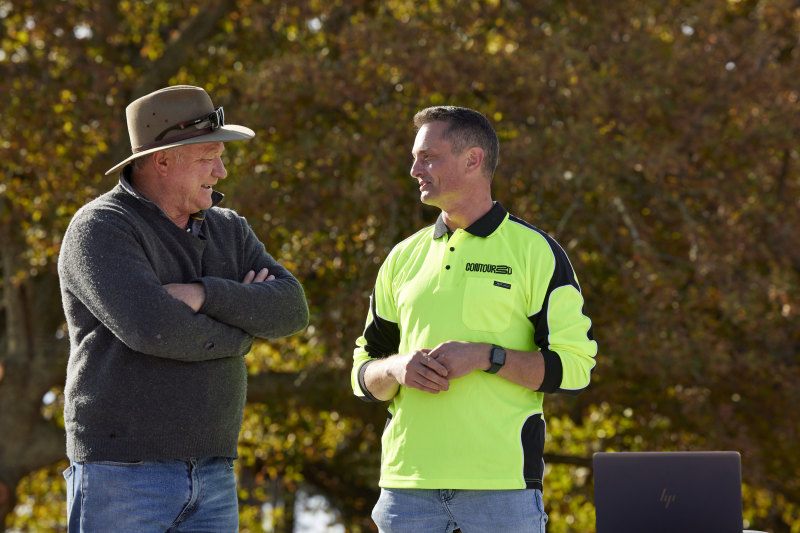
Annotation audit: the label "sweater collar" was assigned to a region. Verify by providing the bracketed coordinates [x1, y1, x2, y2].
[432, 201, 508, 239]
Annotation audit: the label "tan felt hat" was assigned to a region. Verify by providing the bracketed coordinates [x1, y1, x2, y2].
[105, 85, 254, 175]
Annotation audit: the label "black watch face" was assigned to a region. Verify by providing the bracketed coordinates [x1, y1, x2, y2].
[492, 346, 505, 364]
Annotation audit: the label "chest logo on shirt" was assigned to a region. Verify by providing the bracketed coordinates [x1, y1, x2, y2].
[464, 262, 512, 275]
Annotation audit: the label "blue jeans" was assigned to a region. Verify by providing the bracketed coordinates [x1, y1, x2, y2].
[372, 488, 548, 533]
[63, 457, 238, 533]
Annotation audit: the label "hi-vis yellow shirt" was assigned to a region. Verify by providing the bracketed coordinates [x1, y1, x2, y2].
[351, 202, 597, 490]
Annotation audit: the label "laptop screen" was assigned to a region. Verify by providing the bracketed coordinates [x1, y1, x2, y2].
[593, 451, 743, 533]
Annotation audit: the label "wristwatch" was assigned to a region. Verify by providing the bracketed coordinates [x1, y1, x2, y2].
[486, 344, 506, 374]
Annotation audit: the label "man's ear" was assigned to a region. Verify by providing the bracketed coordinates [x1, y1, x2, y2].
[152, 150, 170, 176]
[465, 146, 485, 174]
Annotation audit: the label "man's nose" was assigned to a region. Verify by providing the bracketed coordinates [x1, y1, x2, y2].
[213, 157, 228, 179]
[410, 158, 423, 178]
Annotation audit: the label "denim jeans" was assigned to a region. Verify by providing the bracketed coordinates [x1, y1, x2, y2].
[372, 488, 548, 533]
[63, 456, 238, 533]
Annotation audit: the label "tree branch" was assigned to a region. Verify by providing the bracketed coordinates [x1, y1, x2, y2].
[107, 0, 239, 168]
[130, 0, 239, 99]
[246, 369, 383, 422]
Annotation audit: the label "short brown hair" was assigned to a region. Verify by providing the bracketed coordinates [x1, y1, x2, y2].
[413, 106, 499, 179]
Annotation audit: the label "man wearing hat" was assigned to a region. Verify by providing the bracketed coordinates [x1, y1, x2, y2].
[58, 85, 309, 531]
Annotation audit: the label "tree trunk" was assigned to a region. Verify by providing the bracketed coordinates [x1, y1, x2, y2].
[0, 214, 69, 530]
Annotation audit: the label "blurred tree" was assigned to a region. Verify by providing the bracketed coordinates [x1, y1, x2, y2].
[1, 0, 798, 531]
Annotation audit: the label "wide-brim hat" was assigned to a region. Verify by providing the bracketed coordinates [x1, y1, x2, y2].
[105, 85, 255, 175]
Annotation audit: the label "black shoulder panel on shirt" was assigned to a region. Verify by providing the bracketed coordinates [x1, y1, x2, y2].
[363, 289, 401, 358]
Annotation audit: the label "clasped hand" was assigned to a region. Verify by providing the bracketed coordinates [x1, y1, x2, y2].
[394, 341, 491, 394]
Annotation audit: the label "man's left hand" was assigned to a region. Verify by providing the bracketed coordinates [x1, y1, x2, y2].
[163, 282, 206, 312]
[164, 267, 274, 312]
[427, 341, 491, 380]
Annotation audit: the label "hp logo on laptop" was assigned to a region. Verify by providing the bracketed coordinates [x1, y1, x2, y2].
[659, 488, 677, 509]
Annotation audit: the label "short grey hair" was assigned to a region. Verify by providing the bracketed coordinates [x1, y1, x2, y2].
[130, 146, 184, 171]
[131, 155, 148, 172]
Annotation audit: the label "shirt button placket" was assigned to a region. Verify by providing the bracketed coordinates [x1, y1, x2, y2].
[445, 244, 455, 271]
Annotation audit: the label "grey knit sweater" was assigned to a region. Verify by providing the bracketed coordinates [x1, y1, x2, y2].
[58, 176, 309, 462]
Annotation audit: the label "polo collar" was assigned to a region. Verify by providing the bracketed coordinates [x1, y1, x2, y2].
[432, 201, 508, 239]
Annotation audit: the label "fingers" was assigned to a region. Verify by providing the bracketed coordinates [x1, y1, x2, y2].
[242, 268, 274, 284]
[426, 341, 485, 381]
[419, 352, 448, 377]
[163, 283, 205, 312]
[253, 267, 272, 283]
[409, 351, 449, 393]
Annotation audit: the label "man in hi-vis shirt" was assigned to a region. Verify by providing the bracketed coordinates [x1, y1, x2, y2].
[351, 106, 597, 533]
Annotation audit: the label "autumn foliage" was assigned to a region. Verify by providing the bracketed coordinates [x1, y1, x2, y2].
[1, 1, 799, 531]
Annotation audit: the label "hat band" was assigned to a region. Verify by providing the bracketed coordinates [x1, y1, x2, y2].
[133, 127, 214, 153]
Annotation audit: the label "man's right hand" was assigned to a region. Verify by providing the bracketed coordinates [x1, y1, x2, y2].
[363, 350, 450, 401]
[389, 350, 450, 393]
[242, 267, 274, 284]
[164, 268, 274, 312]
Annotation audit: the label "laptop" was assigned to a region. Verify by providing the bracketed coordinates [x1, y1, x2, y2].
[593, 451, 744, 533]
